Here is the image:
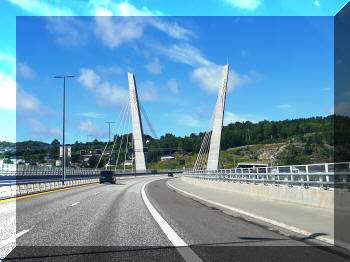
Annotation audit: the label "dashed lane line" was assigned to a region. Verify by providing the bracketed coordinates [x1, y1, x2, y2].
[0, 229, 30, 249]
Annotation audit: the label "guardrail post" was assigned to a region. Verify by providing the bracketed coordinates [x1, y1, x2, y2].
[325, 164, 330, 184]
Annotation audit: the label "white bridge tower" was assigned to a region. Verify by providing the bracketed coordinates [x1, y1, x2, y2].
[128, 73, 148, 171]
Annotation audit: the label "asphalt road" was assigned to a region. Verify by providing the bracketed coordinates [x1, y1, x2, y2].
[0, 177, 349, 261]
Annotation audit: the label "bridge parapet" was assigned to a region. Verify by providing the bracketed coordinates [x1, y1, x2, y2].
[184, 162, 350, 190]
[0, 164, 184, 177]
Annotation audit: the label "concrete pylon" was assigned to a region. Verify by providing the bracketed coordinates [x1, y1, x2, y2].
[207, 65, 229, 170]
[128, 73, 148, 171]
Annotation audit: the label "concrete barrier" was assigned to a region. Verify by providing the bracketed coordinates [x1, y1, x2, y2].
[0, 178, 99, 200]
[0, 174, 166, 200]
[182, 176, 336, 209]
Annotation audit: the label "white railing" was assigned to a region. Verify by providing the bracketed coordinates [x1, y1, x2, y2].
[185, 162, 350, 190]
[0, 164, 184, 176]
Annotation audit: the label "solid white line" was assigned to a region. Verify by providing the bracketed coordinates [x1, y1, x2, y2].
[141, 181, 202, 262]
[141, 183, 187, 246]
[167, 181, 335, 246]
[0, 229, 30, 249]
[69, 202, 80, 207]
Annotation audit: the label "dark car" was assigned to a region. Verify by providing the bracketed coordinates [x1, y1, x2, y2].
[168, 172, 174, 177]
[99, 170, 116, 184]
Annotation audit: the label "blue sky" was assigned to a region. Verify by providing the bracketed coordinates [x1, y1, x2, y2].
[0, 0, 348, 143]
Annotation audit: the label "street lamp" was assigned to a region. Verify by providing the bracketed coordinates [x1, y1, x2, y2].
[54, 75, 75, 185]
[105, 121, 115, 143]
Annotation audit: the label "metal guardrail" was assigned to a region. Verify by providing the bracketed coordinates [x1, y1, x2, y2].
[185, 162, 350, 190]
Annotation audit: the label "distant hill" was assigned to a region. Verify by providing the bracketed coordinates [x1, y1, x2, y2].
[0, 115, 341, 167]
[0, 141, 15, 148]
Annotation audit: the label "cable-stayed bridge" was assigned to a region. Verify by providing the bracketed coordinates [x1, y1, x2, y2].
[1, 67, 350, 261]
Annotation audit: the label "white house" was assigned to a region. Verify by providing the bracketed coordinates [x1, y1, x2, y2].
[160, 155, 176, 161]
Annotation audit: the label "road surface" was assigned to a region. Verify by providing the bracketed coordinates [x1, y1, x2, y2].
[0, 177, 349, 261]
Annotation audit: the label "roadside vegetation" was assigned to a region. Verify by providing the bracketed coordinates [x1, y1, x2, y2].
[0, 115, 340, 168]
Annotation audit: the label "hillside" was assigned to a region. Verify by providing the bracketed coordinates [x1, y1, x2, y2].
[148, 132, 333, 170]
[0, 115, 337, 167]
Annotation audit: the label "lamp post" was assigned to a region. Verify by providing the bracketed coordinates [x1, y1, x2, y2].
[54, 75, 75, 185]
[105, 121, 115, 143]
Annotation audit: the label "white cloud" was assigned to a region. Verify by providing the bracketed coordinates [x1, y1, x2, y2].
[323, 87, 332, 91]
[224, 112, 248, 124]
[7, 0, 74, 15]
[223, 0, 262, 10]
[16, 86, 41, 113]
[166, 112, 201, 127]
[78, 68, 128, 107]
[315, 1, 320, 7]
[18, 62, 35, 79]
[326, 105, 334, 115]
[179, 114, 201, 127]
[46, 17, 88, 47]
[0, 71, 16, 110]
[335, 102, 350, 116]
[139, 81, 158, 101]
[89, 1, 163, 16]
[79, 120, 107, 138]
[191, 64, 251, 93]
[95, 16, 145, 48]
[277, 104, 292, 108]
[77, 112, 104, 118]
[155, 43, 258, 94]
[224, 112, 261, 124]
[97, 81, 128, 105]
[26, 118, 61, 140]
[78, 68, 101, 89]
[145, 58, 163, 75]
[166, 78, 179, 95]
[148, 18, 195, 40]
[95, 15, 194, 49]
[0, 51, 16, 76]
[155, 43, 211, 67]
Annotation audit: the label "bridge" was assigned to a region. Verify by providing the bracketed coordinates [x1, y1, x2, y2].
[1, 66, 350, 261]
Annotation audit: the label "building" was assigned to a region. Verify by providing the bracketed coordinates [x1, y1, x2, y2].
[123, 160, 133, 166]
[161, 155, 176, 161]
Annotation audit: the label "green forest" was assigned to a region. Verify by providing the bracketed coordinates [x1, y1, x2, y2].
[0, 115, 346, 168]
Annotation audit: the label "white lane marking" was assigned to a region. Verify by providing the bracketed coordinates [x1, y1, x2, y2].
[69, 202, 80, 207]
[0, 229, 30, 249]
[167, 181, 335, 246]
[141, 181, 202, 262]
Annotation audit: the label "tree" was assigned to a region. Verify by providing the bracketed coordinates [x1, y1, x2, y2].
[3, 158, 13, 164]
[88, 155, 99, 168]
[49, 139, 60, 160]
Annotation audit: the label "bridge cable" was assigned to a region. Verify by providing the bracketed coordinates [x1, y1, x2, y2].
[139, 102, 166, 158]
[194, 105, 216, 170]
[123, 110, 132, 171]
[107, 101, 128, 168]
[115, 102, 131, 172]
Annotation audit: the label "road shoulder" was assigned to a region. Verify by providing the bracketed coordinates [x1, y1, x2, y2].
[167, 177, 334, 246]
